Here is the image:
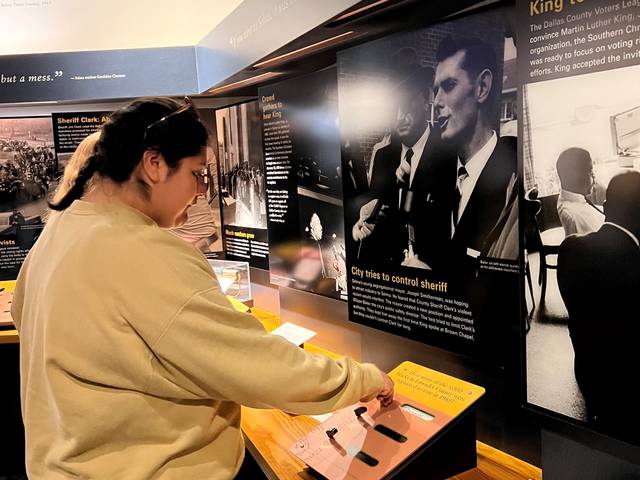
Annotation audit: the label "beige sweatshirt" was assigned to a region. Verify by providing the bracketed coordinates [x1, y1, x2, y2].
[11, 200, 383, 480]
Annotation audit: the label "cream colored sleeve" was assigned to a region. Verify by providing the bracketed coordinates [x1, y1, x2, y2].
[146, 287, 384, 415]
[9, 285, 22, 331]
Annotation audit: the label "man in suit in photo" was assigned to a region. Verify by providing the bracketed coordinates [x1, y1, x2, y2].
[409, 36, 518, 270]
[557, 171, 640, 441]
[352, 49, 452, 267]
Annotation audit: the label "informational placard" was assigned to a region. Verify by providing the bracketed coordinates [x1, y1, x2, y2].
[261, 68, 348, 300]
[0, 116, 55, 280]
[52, 111, 110, 155]
[520, 0, 640, 446]
[0, 47, 198, 103]
[51, 111, 110, 179]
[339, 8, 519, 364]
[215, 101, 269, 270]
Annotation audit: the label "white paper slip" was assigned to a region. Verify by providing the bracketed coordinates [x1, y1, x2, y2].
[309, 413, 332, 423]
[217, 276, 235, 294]
[270, 322, 316, 346]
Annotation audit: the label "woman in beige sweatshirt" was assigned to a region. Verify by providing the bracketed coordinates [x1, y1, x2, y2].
[12, 97, 393, 480]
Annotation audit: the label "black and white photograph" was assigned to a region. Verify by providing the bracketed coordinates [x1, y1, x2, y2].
[215, 101, 269, 269]
[216, 101, 267, 230]
[274, 196, 348, 300]
[523, 64, 640, 444]
[0, 116, 56, 280]
[340, 15, 518, 271]
[339, 8, 520, 363]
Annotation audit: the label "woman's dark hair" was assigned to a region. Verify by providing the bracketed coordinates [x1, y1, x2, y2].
[49, 97, 208, 211]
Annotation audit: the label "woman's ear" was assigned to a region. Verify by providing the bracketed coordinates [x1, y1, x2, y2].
[140, 150, 168, 185]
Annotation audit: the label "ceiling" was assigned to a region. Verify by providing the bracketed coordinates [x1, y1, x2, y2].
[0, 0, 244, 56]
[205, 0, 500, 96]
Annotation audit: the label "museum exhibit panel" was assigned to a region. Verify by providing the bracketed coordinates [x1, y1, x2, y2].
[1, 0, 640, 478]
[261, 68, 349, 301]
[216, 100, 270, 268]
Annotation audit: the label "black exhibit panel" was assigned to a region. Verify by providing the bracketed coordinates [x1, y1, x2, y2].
[338, 7, 520, 365]
[260, 67, 348, 301]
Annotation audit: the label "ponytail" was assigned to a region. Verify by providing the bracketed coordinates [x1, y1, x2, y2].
[48, 154, 100, 211]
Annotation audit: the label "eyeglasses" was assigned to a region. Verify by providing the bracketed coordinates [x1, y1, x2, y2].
[143, 96, 198, 148]
[193, 167, 209, 186]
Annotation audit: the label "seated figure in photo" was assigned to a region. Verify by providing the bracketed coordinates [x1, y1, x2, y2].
[556, 147, 605, 236]
[557, 171, 640, 441]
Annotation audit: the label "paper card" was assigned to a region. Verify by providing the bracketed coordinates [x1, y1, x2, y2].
[309, 413, 333, 423]
[270, 322, 316, 346]
[290, 394, 451, 480]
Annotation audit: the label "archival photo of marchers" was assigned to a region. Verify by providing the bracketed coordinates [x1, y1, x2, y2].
[338, 7, 519, 363]
[170, 108, 224, 259]
[261, 67, 347, 300]
[523, 64, 640, 445]
[0, 116, 56, 280]
[216, 101, 269, 269]
[216, 101, 267, 230]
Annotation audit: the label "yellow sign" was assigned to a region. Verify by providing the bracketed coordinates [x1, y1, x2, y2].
[389, 361, 485, 417]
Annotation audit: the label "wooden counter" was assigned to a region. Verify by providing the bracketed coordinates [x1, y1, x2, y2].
[241, 406, 541, 480]
[245, 308, 541, 480]
[0, 329, 19, 345]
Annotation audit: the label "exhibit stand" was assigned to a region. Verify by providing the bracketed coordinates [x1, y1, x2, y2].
[290, 361, 484, 479]
[242, 308, 540, 480]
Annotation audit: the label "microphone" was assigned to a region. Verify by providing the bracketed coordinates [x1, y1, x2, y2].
[402, 190, 415, 252]
[357, 199, 383, 260]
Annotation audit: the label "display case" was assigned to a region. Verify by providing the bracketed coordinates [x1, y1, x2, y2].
[208, 259, 252, 305]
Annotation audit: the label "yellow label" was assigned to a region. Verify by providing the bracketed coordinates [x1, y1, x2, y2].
[227, 295, 250, 313]
[0, 280, 16, 293]
[389, 361, 485, 417]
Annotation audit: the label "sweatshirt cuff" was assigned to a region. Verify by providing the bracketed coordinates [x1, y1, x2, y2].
[359, 362, 385, 402]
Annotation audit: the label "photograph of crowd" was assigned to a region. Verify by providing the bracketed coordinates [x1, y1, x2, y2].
[216, 101, 267, 230]
[524, 64, 640, 444]
[0, 117, 56, 275]
[0, 118, 56, 209]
